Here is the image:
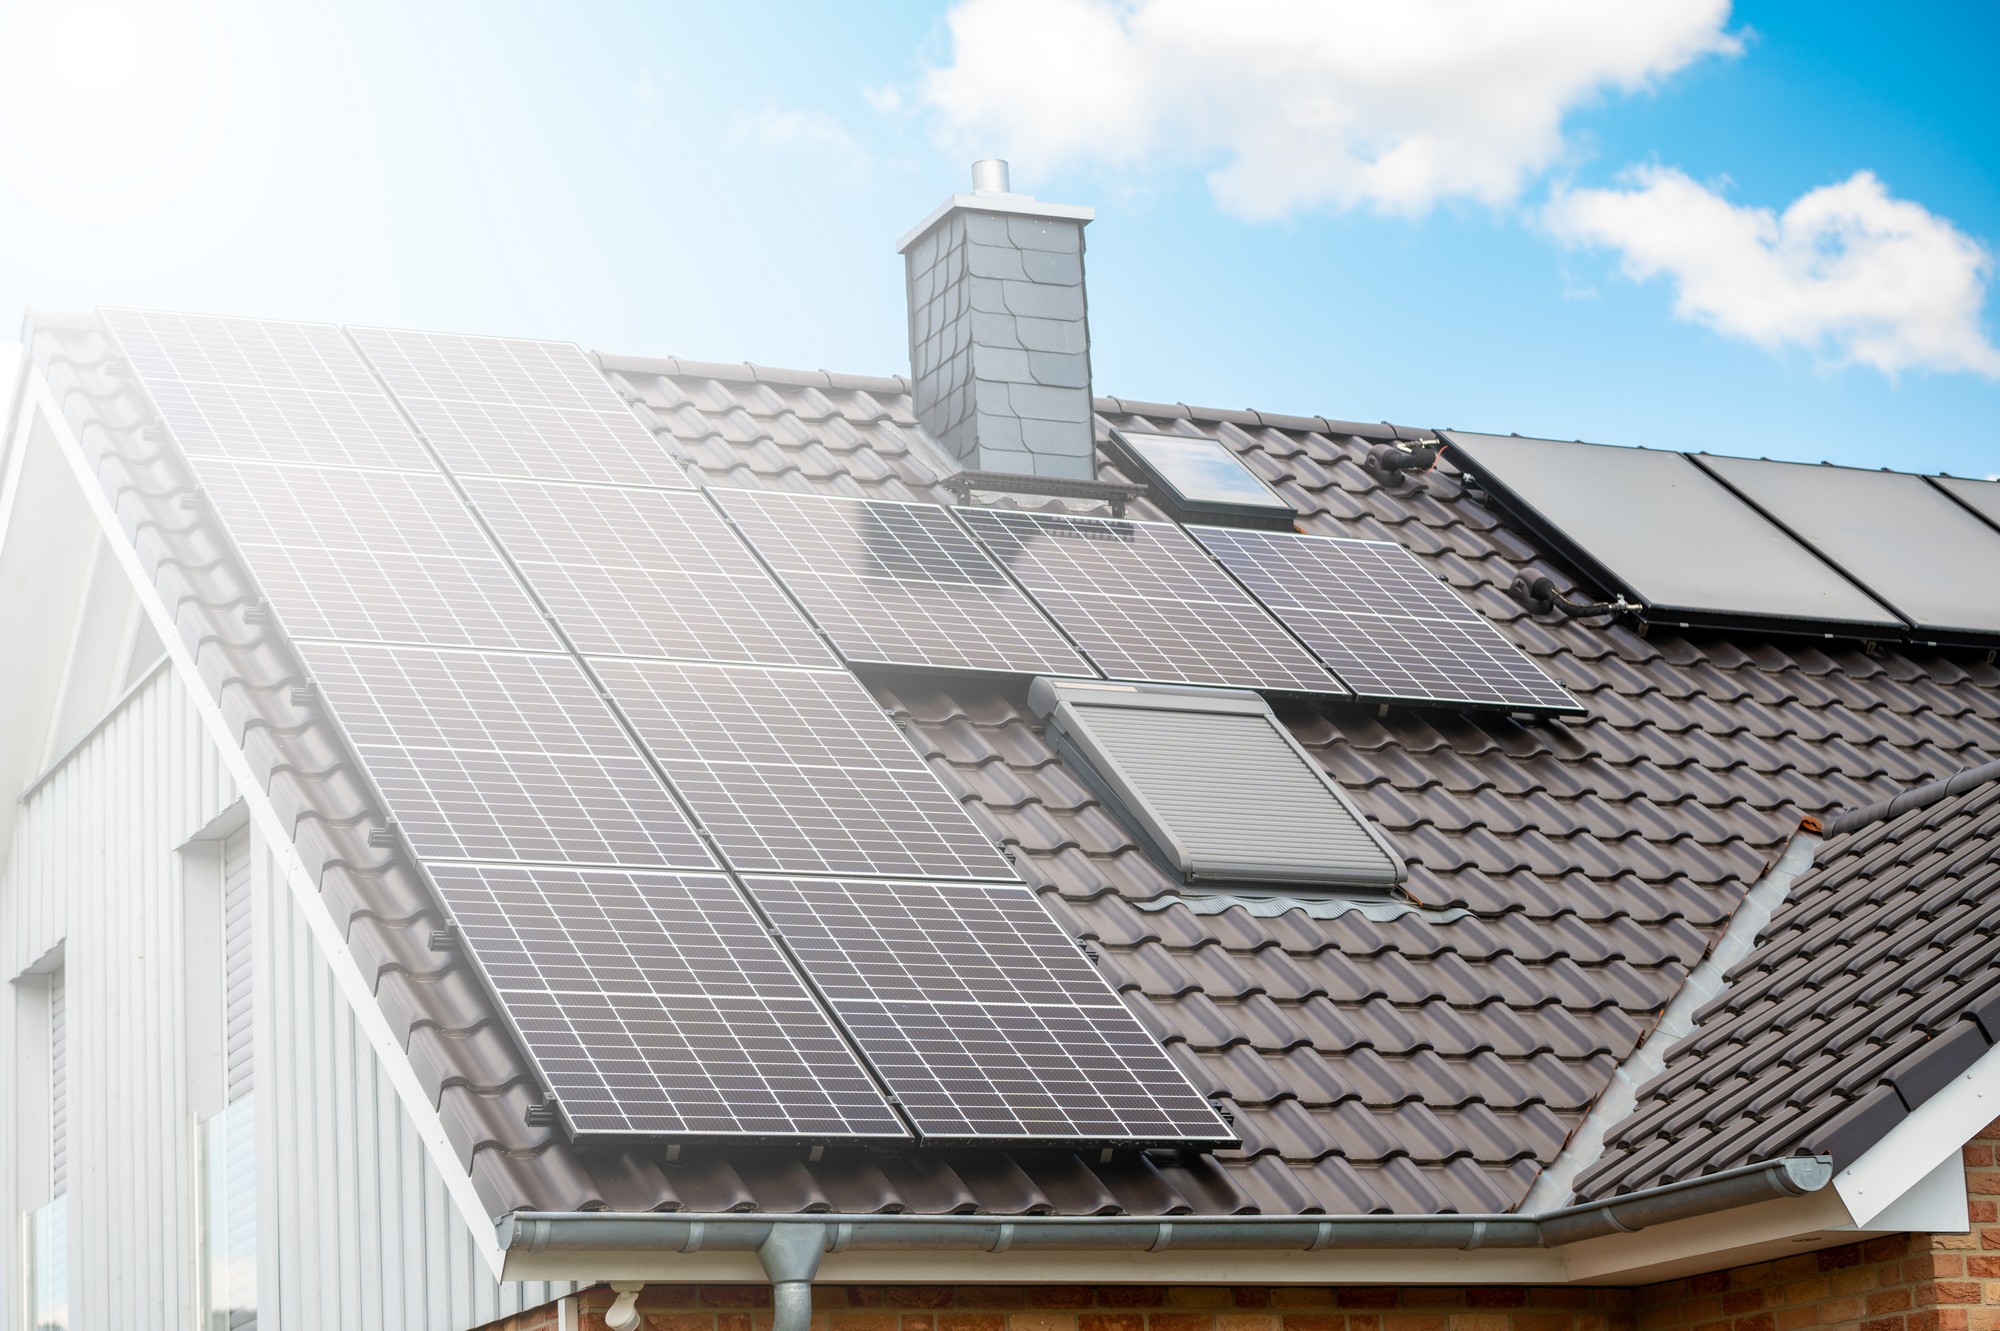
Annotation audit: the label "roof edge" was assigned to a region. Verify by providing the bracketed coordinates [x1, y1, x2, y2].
[1824, 756, 2000, 836]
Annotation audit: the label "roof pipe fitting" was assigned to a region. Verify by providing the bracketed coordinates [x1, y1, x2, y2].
[972, 158, 1011, 193]
[606, 1280, 647, 1331]
[760, 1221, 829, 1331]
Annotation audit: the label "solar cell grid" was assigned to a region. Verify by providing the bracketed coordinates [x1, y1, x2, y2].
[429, 864, 905, 1138]
[300, 642, 712, 868]
[1193, 527, 1580, 712]
[194, 459, 557, 650]
[956, 507, 1340, 693]
[592, 659, 1013, 880]
[351, 327, 688, 487]
[714, 488, 1095, 676]
[461, 478, 835, 666]
[102, 308, 434, 471]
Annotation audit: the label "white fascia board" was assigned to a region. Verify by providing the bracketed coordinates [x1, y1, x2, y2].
[1836, 1035, 2000, 1228]
[27, 373, 511, 1281]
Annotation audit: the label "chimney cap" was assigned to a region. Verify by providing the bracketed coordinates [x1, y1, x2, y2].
[972, 159, 1012, 194]
[897, 168, 1095, 254]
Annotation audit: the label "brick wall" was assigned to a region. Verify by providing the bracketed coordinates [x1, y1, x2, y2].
[484, 1122, 2000, 1331]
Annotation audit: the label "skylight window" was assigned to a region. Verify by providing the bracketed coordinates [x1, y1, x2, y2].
[1107, 427, 1296, 529]
[1029, 678, 1405, 893]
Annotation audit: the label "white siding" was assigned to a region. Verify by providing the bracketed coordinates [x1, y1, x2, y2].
[1, 665, 571, 1330]
[49, 966, 66, 1197]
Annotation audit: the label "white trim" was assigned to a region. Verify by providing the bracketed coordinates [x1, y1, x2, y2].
[1859, 1152, 1968, 1234]
[26, 373, 510, 1280]
[897, 193, 1094, 253]
[1835, 1033, 2000, 1227]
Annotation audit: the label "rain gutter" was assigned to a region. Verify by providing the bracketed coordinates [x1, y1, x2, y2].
[502, 1155, 1831, 1327]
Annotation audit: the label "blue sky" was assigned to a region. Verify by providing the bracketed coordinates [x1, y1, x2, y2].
[0, 0, 1994, 476]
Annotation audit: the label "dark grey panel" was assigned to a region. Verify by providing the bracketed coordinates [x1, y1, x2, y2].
[351, 327, 688, 487]
[299, 642, 713, 868]
[1192, 527, 1578, 712]
[592, 660, 1014, 880]
[1702, 455, 2000, 637]
[1444, 433, 1900, 629]
[1934, 475, 2000, 531]
[748, 876, 1232, 1144]
[430, 864, 905, 1139]
[462, 478, 834, 666]
[193, 459, 557, 650]
[956, 508, 1341, 693]
[713, 488, 1094, 675]
[102, 308, 434, 471]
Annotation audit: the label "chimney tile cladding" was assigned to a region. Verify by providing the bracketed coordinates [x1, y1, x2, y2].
[905, 208, 1095, 480]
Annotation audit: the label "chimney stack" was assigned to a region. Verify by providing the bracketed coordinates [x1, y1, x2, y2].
[899, 161, 1096, 480]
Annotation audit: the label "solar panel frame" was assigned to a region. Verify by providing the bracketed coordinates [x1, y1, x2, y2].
[298, 642, 715, 869]
[190, 458, 559, 651]
[592, 659, 1016, 881]
[955, 507, 1344, 694]
[461, 477, 837, 667]
[745, 876, 1233, 1145]
[712, 487, 1098, 676]
[1191, 526, 1581, 713]
[350, 326, 691, 487]
[1932, 474, 2000, 533]
[428, 864, 907, 1140]
[102, 308, 437, 472]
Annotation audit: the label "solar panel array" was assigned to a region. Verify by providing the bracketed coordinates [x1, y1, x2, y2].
[107, 309, 1234, 1150]
[1193, 527, 1579, 712]
[746, 877, 1232, 1142]
[957, 508, 1340, 693]
[714, 488, 1094, 675]
[594, 659, 1014, 880]
[105, 309, 434, 472]
[464, 478, 835, 666]
[196, 459, 558, 650]
[431, 864, 906, 1137]
[350, 327, 690, 487]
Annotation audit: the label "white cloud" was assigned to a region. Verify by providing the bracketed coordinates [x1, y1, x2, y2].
[1545, 166, 2000, 377]
[917, 0, 1739, 218]
[862, 84, 903, 115]
[730, 103, 870, 167]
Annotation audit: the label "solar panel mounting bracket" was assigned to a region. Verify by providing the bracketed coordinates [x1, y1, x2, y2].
[943, 468, 1147, 517]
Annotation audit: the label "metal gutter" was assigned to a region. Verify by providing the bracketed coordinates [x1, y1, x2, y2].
[500, 1154, 1831, 1266]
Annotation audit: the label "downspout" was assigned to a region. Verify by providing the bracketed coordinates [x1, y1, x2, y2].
[761, 1222, 828, 1331]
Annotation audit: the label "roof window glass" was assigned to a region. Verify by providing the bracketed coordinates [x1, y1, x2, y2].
[1108, 428, 1296, 529]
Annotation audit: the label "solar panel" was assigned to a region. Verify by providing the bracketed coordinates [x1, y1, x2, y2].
[1191, 527, 1579, 712]
[1934, 475, 2000, 532]
[591, 659, 1014, 880]
[351, 327, 688, 487]
[461, 478, 835, 667]
[956, 508, 1341, 693]
[750, 875, 1230, 1145]
[1700, 455, 2000, 639]
[1443, 432, 1900, 632]
[192, 459, 557, 651]
[102, 308, 434, 472]
[429, 864, 906, 1139]
[712, 488, 1095, 676]
[299, 642, 713, 868]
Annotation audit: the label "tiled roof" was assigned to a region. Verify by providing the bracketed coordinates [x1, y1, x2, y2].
[1576, 759, 2000, 1198]
[31, 317, 2000, 1220]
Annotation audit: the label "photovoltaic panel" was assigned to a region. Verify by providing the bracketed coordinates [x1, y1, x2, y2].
[1934, 475, 2000, 532]
[299, 642, 713, 868]
[461, 477, 835, 666]
[102, 308, 435, 472]
[1442, 432, 1901, 632]
[713, 487, 1095, 675]
[746, 876, 1233, 1144]
[956, 508, 1341, 693]
[428, 864, 905, 1139]
[1699, 454, 2000, 639]
[194, 459, 558, 650]
[591, 659, 1014, 880]
[351, 327, 689, 487]
[1191, 527, 1580, 713]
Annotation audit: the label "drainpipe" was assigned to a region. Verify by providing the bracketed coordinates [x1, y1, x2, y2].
[761, 1223, 828, 1331]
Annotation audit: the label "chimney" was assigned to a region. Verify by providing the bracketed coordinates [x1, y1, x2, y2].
[899, 160, 1097, 480]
